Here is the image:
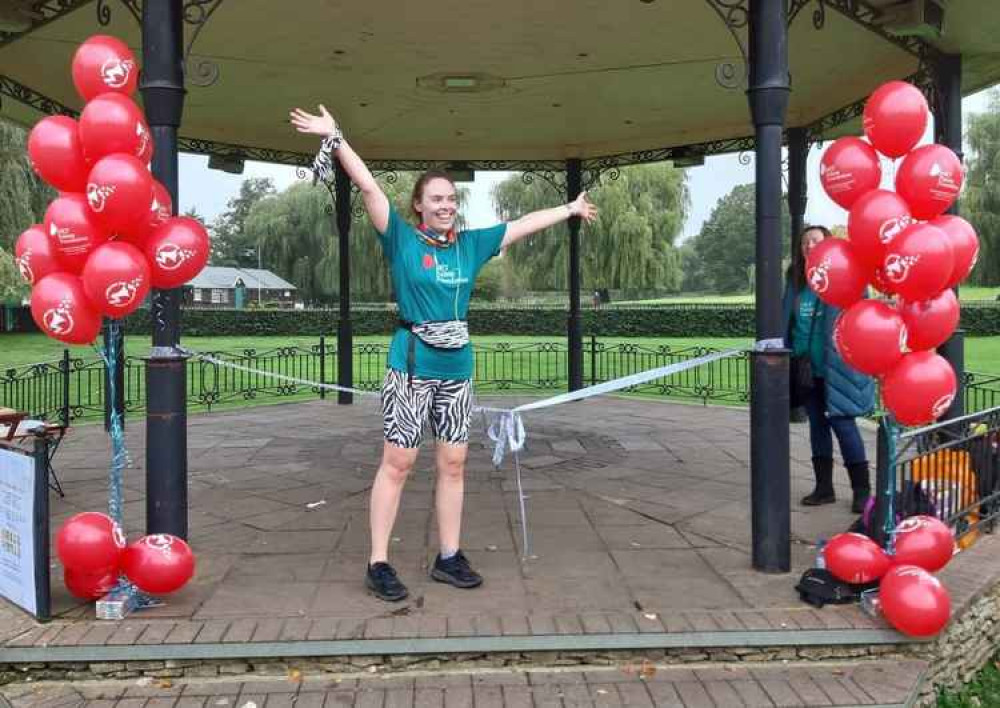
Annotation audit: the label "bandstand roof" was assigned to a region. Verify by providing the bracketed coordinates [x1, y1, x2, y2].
[2, 0, 1000, 168]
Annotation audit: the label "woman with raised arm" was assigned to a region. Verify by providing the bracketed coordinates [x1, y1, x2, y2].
[290, 105, 598, 601]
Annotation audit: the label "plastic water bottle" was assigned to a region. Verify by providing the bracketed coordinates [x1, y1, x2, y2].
[815, 539, 827, 569]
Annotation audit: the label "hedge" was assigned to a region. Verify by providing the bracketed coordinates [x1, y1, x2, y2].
[5, 303, 999, 338]
[115, 304, 1000, 338]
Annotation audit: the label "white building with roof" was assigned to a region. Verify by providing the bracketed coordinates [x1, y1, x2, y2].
[184, 267, 298, 309]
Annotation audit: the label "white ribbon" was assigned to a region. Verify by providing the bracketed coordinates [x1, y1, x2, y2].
[487, 410, 526, 468]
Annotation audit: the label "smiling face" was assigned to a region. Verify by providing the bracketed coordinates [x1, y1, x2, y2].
[413, 176, 457, 233]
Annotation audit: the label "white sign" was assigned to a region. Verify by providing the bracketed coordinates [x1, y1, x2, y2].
[0, 448, 37, 616]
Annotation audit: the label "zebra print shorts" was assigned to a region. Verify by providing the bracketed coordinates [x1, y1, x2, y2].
[381, 368, 472, 449]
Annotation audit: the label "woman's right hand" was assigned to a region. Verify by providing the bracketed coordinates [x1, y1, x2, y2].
[289, 104, 338, 138]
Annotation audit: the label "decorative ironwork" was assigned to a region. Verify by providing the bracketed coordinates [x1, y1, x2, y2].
[703, 0, 749, 90]
[5, 332, 1000, 424]
[0, 75, 78, 117]
[96, 0, 140, 26]
[0, 0, 93, 49]
[788, 0, 825, 29]
[182, 0, 225, 87]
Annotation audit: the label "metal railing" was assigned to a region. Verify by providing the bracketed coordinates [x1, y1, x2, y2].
[2, 339, 997, 426]
[874, 406, 1000, 547]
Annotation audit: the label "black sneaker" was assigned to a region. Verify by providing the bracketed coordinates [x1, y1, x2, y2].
[365, 562, 409, 602]
[431, 550, 483, 589]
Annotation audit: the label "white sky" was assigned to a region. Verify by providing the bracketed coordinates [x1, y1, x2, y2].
[178, 90, 993, 245]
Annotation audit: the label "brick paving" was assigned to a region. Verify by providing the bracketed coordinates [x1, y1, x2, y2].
[2, 396, 998, 660]
[0, 660, 928, 707]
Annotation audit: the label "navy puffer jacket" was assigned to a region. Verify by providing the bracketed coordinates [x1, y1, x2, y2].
[782, 285, 876, 418]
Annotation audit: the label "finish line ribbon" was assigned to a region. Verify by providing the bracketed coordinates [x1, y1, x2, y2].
[177, 345, 744, 557]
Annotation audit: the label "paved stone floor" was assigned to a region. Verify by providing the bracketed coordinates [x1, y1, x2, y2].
[0, 659, 929, 707]
[2, 396, 892, 645]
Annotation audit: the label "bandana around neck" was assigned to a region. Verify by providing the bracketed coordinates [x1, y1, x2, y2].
[417, 222, 456, 248]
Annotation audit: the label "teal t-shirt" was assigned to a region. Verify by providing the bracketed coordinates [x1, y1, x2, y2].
[792, 288, 826, 375]
[377, 207, 506, 380]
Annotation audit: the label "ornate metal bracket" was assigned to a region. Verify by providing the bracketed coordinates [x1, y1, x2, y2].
[183, 0, 225, 87]
[0, 0, 94, 50]
[703, 0, 749, 90]
[96, 0, 141, 26]
[94, 0, 225, 87]
[788, 0, 825, 30]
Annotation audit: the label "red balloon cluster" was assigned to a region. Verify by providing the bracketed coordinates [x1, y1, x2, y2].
[18, 34, 210, 345]
[825, 514, 954, 638]
[55, 512, 125, 600]
[55, 513, 195, 600]
[816, 80, 975, 427]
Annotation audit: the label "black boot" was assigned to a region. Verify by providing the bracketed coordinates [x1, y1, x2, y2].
[801, 456, 835, 506]
[846, 462, 871, 515]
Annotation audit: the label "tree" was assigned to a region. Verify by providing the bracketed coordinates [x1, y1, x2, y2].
[0, 246, 29, 304]
[209, 177, 277, 266]
[240, 172, 469, 303]
[684, 183, 790, 294]
[0, 119, 56, 251]
[962, 88, 1000, 286]
[492, 163, 688, 295]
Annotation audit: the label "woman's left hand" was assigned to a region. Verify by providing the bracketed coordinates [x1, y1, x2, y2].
[569, 191, 598, 223]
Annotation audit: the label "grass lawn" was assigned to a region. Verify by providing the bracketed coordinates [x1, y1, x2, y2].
[937, 656, 1000, 707]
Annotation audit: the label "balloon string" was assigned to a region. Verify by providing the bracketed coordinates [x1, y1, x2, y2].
[883, 415, 898, 553]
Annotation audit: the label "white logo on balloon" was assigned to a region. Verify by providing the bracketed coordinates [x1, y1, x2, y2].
[155, 243, 194, 271]
[144, 534, 175, 556]
[87, 183, 116, 213]
[100, 57, 135, 89]
[105, 277, 142, 308]
[932, 394, 954, 419]
[879, 216, 911, 245]
[43, 298, 75, 336]
[807, 257, 831, 293]
[883, 254, 920, 284]
[16, 251, 33, 284]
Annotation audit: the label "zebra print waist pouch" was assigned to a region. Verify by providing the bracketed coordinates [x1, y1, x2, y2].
[400, 319, 469, 349]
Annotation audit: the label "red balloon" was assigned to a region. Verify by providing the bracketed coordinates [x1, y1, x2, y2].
[55, 512, 125, 574]
[824, 532, 891, 585]
[863, 81, 929, 159]
[82, 241, 151, 318]
[881, 222, 954, 302]
[820, 137, 882, 210]
[847, 190, 913, 270]
[145, 217, 210, 288]
[64, 567, 118, 601]
[78, 93, 152, 164]
[932, 215, 980, 288]
[879, 565, 950, 637]
[86, 153, 154, 236]
[805, 238, 868, 308]
[43, 194, 109, 274]
[122, 534, 195, 595]
[896, 144, 963, 220]
[14, 225, 60, 286]
[71, 35, 138, 101]
[30, 273, 103, 345]
[123, 180, 173, 248]
[882, 351, 957, 426]
[833, 300, 906, 376]
[892, 515, 954, 573]
[898, 289, 960, 352]
[871, 266, 900, 297]
[27, 116, 90, 192]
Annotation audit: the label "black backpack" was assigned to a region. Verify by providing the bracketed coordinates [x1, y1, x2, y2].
[795, 568, 878, 608]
